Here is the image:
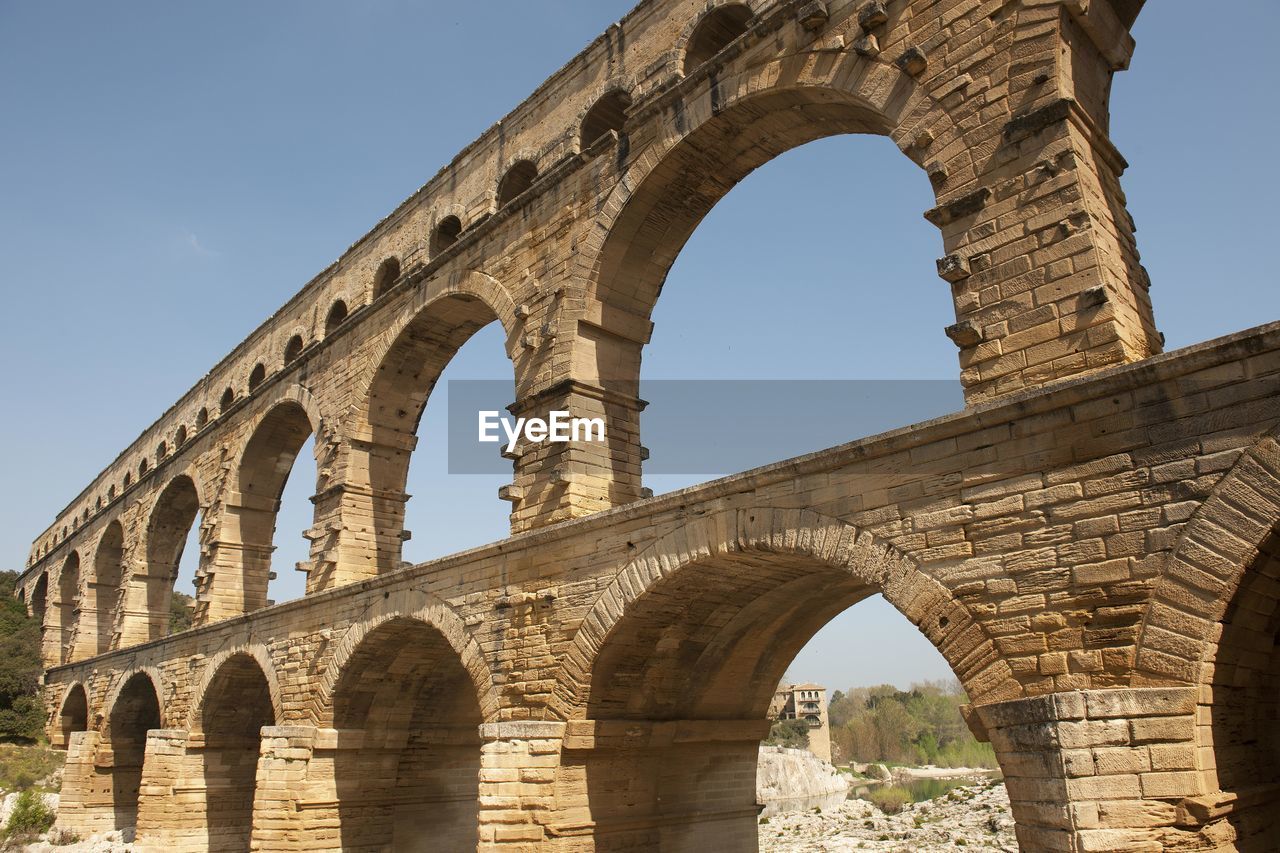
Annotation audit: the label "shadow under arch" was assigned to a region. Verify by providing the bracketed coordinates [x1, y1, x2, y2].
[56, 682, 89, 749]
[324, 613, 486, 851]
[342, 270, 521, 576]
[105, 670, 163, 833]
[91, 520, 125, 654]
[55, 551, 81, 664]
[554, 507, 1015, 851]
[191, 650, 279, 851]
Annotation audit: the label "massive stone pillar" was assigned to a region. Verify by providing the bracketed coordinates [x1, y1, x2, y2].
[250, 726, 340, 852]
[550, 719, 770, 853]
[929, 2, 1159, 402]
[134, 729, 207, 850]
[970, 687, 1205, 851]
[477, 722, 566, 850]
[55, 731, 117, 837]
[505, 381, 647, 533]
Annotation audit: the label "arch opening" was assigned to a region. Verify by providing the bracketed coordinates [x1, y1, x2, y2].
[569, 542, 998, 851]
[363, 291, 510, 571]
[496, 159, 538, 208]
[198, 654, 276, 851]
[57, 684, 88, 749]
[219, 401, 316, 616]
[108, 673, 161, 833]
[56, 552, 81, 664]
[581, 90, 631, 150]
[373, 256, 401, 299]
[92, 521, 125, 655]
[219, 387, 235, 414]
[682, 4, 753, 75]
[284, 334, 304, 364]
[31, 574, 47, 621]
[330, 617, 482, 850]
[431, 215, 463, 255]
[248, 363, 267, 392]
[1199, 523, 1280, 849]
[132, 475, 201, 643]
[325, 299, 349, 336]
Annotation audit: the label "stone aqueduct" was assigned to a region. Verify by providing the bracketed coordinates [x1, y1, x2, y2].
[13, 0, 1280, 850]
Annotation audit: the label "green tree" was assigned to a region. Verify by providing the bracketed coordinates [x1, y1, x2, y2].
[170, 591, 194, 634]
[0, 572, 45, 743]
[765, 718, 810, 750]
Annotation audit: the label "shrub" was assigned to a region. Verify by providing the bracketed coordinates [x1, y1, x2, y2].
[2, 789, 55, 845]
[867, 785, 911, 815]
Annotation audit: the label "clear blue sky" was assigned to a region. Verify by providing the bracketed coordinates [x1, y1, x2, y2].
[2, 2, 1277, 692]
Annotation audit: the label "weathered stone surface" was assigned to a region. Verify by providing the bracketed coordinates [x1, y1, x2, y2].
[14, 0, 1280, 850]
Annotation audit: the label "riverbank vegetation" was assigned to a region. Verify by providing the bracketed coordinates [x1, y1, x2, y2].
[827, 681, 997, 768]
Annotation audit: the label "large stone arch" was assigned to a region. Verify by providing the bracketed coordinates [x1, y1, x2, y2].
[315, 590, 493, 851]
[554, 506, 1015, 851]
[101, 667, 167, 735]
[576, 90, 929, 390]
[1128, 427, 1280, 848]
[1134, 428, 1280, 686]
[102, 668, 165, 834]
[187, 644, 283, 733]
[53, 550, 81, 665]
[119, 471, 207, 646]
[188, 648, 280, 850]
[88, 520, 125, 656]
[54, 681, 89, 749]
[313, 585, 500, 726]
[557, 507, 1016, 719]
[201, 388, 325, 622]
[311, 269, 522, 587]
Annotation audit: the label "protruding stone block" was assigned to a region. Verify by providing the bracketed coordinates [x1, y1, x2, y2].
[937, 254, 972, 283]
[897, 46, 928, 77]
[853, 34, 880, 57]
[945, 321, 983, 348]
[797, 0, 828, 31]
[1080, 285, 1109, 309]
[858, 1, 888, 30]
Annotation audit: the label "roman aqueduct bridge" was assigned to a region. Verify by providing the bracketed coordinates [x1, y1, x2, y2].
[15, 0, 1280, 850]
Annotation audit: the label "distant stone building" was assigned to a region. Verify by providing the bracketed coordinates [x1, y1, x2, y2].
[770, 683, 832, 763]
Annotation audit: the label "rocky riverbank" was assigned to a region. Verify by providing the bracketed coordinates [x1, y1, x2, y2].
[758, 746, 850, 802]
[759, 777, 1016, 852]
